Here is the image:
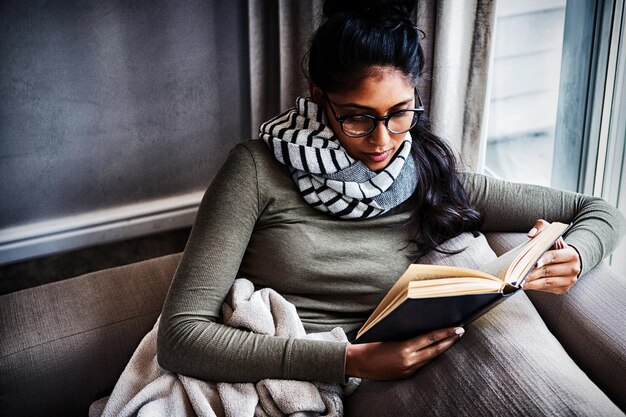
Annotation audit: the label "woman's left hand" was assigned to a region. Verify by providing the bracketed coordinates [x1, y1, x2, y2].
[523, 219, 581, 295]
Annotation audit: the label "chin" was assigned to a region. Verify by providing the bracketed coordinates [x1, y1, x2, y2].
[364, 161, 390, 172]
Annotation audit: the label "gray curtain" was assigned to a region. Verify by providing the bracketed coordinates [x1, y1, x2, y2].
[248, 0, 324, 134]
[427, 0, 497, 171]
[416, 0, 436, 116]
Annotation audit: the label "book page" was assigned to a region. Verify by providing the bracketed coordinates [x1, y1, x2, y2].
[479, 222, 571, 285]
[408, 277, 503, 297]
[479, 239, 532, 278]
[505, 222, 570, 283]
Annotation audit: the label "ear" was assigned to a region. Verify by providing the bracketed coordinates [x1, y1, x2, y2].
[309, 83, 324, 105]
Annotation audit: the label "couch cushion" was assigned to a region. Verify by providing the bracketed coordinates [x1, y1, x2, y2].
[345, 232, 622, 416]
[483, 232, 529, 257]
[484, 231, 626, 410]
[345, 288, 622, 416]
[526, 261, 626, 410]
[0, 252, 181, 417]
[417, 231, 497, 268]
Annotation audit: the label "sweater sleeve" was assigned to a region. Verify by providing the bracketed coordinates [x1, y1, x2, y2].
[461, 172, 626, 276]
[157, 143, 348, 383]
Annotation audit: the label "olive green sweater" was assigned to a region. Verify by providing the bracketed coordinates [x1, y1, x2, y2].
[157, 140, 625, 384]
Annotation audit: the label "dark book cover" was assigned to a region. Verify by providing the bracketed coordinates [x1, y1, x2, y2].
[354, 290, 519, 344]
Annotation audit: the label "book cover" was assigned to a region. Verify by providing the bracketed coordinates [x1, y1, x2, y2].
[354, 222, 571, 344]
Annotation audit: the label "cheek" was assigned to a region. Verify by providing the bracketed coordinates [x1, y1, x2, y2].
[392, 135, 406, 148]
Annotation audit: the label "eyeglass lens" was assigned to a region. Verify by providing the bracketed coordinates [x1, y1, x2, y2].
[342, 110, 419, 137]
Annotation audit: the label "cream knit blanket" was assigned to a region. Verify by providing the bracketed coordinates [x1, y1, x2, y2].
[89, 278, 360, 417]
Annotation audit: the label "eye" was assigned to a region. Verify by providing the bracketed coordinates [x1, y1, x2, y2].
[388, 110, 420, 133]
[342, 115, 375, 136]
[346, 115, 372, 123]
[391, 110, 414, 120]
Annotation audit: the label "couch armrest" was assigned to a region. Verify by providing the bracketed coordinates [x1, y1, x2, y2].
[484, 232, 626, 410]
[0, 253, 181, 417]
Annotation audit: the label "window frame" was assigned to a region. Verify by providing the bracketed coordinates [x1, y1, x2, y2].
[551, 0, 621, 194]
[552, 0, 625, 267]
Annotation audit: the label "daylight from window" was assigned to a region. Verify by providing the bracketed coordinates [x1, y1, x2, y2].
[485, 0, 567, 186]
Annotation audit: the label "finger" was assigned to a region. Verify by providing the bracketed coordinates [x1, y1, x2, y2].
[523, 276, 578, 293]
[413, 334, 461, 365]
[535, 247, 578, 269]
[528, 219, 550, 238]
[407, 327, 464, 351]
[552, 237, 566, 250]
[526, 261, 581, 281]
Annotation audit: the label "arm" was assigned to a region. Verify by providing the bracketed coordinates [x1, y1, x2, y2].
[156, 143, 347, 383]
[348, 174, 624, 379]
[461, 172, 626, 276]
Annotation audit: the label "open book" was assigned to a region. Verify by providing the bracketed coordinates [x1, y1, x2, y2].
[354, 221, 572, 344]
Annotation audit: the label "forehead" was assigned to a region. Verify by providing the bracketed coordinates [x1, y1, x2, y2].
[329, 68, 415, 109]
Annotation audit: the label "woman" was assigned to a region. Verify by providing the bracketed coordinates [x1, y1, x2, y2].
[157, 0, 625, 414]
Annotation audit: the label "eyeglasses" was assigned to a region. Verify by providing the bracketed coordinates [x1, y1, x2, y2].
[323, 88, 424, 138]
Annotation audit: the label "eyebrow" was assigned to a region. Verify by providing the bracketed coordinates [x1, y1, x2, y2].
[333, 97, 414, 111]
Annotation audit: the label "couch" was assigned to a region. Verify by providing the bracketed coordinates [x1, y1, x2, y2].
[1, 232, 625, 417]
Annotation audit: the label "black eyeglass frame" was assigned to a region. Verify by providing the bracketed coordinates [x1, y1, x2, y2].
[323, 87, 424, 138]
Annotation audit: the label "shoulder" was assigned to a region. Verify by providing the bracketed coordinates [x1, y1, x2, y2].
[226, 139, 264, 166]
[458, 171, 532, 195]
[228, 139, 296, 195]
[458, 171, 489, 194]
[233, 139, 272, 160]
[229, 140, 284, 174]
[219, 140, 280, 179]
[457, 171, 527, 209]
[230, 138, 259, 152]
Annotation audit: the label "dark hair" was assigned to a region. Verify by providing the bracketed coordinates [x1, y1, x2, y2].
[305, 0, 483, 257]
[306, 0, 422, 92]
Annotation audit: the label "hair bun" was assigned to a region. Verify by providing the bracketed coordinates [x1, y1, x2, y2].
[323, 0, 415, 25]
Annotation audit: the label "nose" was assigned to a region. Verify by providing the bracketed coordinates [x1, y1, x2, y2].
[367, 121, 391, 147]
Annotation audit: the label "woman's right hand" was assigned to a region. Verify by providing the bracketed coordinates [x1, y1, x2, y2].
[345, 327, 464, 380]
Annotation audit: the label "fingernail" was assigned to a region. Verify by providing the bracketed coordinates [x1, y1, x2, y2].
[528, 227, 538, 237]
[455, 327, 465, 337]
[536, 259, 544, 268]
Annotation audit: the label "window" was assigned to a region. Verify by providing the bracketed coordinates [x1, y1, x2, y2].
[484, 0, 626, 268]
[484, 0, 567, 186]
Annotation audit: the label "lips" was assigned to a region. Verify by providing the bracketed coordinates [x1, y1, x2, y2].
[363, 150, 391, 163]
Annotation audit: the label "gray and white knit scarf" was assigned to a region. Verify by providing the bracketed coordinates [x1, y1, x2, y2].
[259, 97, 418, 219]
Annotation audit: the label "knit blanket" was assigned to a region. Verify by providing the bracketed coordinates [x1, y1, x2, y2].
[89, 278, 360, 417]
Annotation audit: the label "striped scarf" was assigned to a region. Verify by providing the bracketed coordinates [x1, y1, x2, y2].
[259, 97, 418, 219]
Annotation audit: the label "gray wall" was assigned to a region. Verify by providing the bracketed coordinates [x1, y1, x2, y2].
[0, 0, 250, 262]
[0, 0, 249, 227]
